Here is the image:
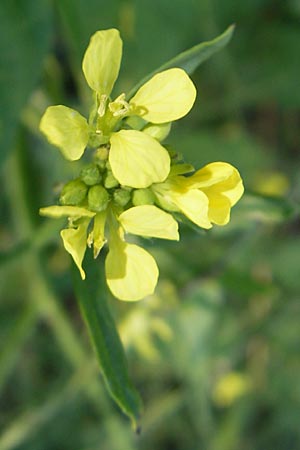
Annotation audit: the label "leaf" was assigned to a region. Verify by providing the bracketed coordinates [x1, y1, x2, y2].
[55, 0, 120, 67]
[0, 0, 52, 166]
[127, 25, 235, 98]
[72, 250, 142, 429]
[234, 192, 297, 225]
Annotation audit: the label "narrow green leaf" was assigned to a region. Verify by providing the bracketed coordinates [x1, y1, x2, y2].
[127, 25, 235, 99]
[72, 250, 142, 429]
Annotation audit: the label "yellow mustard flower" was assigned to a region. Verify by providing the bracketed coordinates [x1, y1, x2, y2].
[213, 371, 251, 407]
[39, 27, 244, 303]
[40, 28, 196, 189]
[152, 162, 244, 228]
[40, 203, 179, 301]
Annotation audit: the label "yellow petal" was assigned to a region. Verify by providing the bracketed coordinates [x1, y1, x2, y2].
[172, 189, 212, 229]
[60, 220, 90, 280]
[40, 106, 90, 160]
[190, 162, 237, 188]
[82, 29, 122, 96]
[118, 205, 179, 240]
[207, 194, 232, 225]
[109, 130, 170, 188]
[129, 68, 196, 124]
[39, 205, 95, 218]
[220, 174, 244, 206]
[154, 183, 212, 229]
[190, 162, 244, 206]
[106, 243, 159, 301]
[91, 211, 107, 258]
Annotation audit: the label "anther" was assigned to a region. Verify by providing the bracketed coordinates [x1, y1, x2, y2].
[97, 94, 108, 117]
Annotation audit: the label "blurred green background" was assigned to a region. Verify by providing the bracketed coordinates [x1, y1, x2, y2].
[1, 1, 300, 449]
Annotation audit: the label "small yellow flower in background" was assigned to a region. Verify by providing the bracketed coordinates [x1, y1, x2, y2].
[39, 27, 244, 302]
[254, 171, 290, 197]
[213, 371, 252, 407]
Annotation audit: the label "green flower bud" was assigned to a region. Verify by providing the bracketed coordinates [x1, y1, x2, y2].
[104, 170, 119, 188]
[88, 133, 106, 148]
[80, 164, 102, 186]
[97, 160, 107, 172]
[143, 122, 171, 142]
[94, 146, 109, 161]
[132, 188, 155, 206]
[113, 188, 131, 207]
[125, 115, 147, 131]
[88, 185, 110, 212]
[60, 179, 88, 206]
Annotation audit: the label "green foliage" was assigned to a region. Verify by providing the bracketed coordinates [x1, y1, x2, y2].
[127, 24, 235, 97]
[73, 252, 142, 429]
[1, 1, 300, 450]
[0, 0, 52, 166]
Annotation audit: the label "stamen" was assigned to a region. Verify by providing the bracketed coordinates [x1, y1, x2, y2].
[108, 93, 130, 117]
[87, 231, 93, 248]
[97, 94, 108, 117]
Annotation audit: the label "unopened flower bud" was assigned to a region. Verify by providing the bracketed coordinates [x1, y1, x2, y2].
[88, 185, 110, 212]
[60, 179, 88, 206]
[104, 170, 119, 189]
[94, 146, 109, 161]
[113, 188, 131, 207]
[125, 115, 147, 131]
[143, 122, 171, 142]
[132, 188, 155, 206]
[80, 164, 102, 186]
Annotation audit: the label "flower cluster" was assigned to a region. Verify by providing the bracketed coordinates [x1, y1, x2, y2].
[40, 29, 244, 301]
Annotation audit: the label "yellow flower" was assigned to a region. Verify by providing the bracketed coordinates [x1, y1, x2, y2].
[152, 162, 244, 228]
[40, 204, 179, 301]
[213, 372, 251, 407]
[39, 28, 245, 303]
[40, 29, 196, 188]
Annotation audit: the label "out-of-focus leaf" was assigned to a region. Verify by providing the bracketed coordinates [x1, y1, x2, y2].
[242, 24, 300, 108]
[72, 251, 142, 429]
[0, 0, 52, 166]
[0, 304, 36, 391]
[127, 25, 235, 98]
[168, 127, 274, 186]
[234, 193, 297, 224]
[55, 0, 120, 68]
[221, 269, 273, 297]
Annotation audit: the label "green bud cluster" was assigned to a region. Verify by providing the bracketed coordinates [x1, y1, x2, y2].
[113, 188, 131, 207]
[60, 179, 88, 205]
[58, 150, 137, 213]
[88, 185, 109, 212]
[59, 146, 162, 214]
[80, 164, 102, 186]
[104, 170, 119, 189]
